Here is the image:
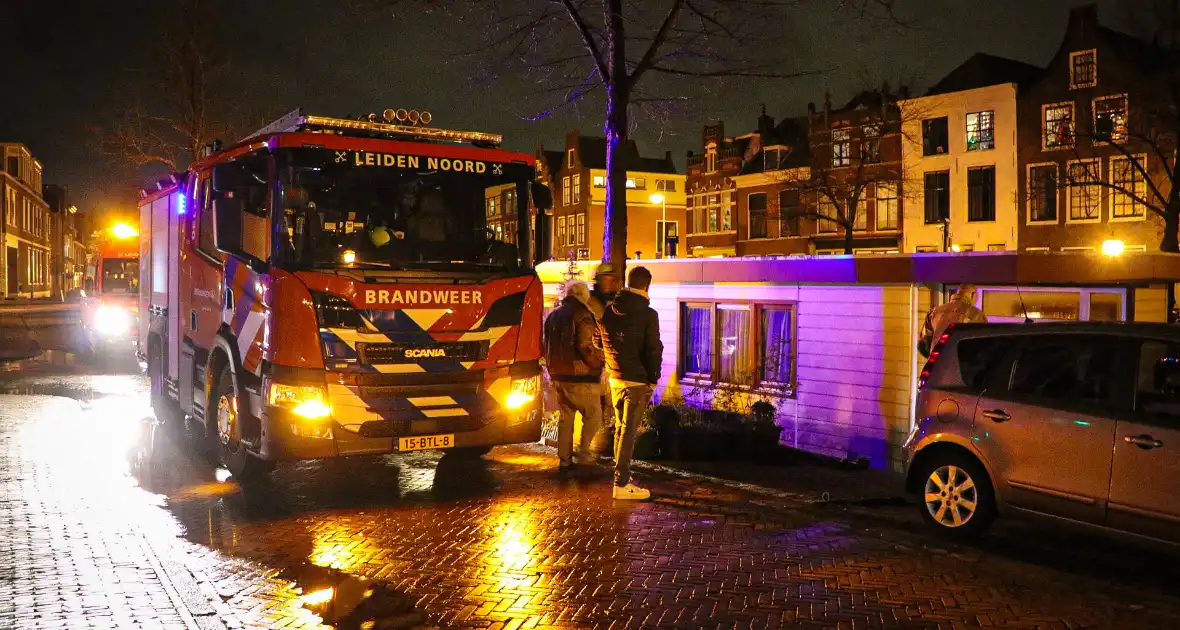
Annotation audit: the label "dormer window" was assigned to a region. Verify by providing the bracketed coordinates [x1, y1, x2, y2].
[763, 147, 786, 171]
[567, 148, 576, 167]
[1070, 49, 1097, 89]
[705, 145, 718, 173]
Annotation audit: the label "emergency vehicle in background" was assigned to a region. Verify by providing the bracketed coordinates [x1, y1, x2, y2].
[81, 222, 141, 349]
[137, 108, 554, 479]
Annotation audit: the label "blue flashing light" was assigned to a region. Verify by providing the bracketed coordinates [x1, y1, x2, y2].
[177, 191, 187, 215]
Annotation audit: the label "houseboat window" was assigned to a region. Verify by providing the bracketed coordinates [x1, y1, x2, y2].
[1089, 293, 1123, 321]
[681, 304, 714, 377]
[761, 308, 794, 385]
[718, 306, 754, 383]
[981, 290, 1080, 321]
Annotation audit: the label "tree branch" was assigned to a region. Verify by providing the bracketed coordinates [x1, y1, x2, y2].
[629, 0, 686, 84]
[556, 0, 609, 80]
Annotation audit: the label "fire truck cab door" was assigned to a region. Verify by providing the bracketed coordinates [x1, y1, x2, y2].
[180, 172, 226, 416]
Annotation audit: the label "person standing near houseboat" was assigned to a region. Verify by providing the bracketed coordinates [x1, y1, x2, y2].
[543, 281, 606, 471]
[587, 263, 620, 459]
[918, 284, 987, 357]
[600, 266, 662, 501]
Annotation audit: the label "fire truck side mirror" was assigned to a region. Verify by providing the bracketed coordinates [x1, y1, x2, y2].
[533, 211, 552, 265]
[530, 182, 553, 211]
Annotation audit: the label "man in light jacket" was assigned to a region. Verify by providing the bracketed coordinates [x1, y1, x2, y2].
[919, 284, 987, 357]
[600, 266, 662, 500]
[543, 281, 605, 471]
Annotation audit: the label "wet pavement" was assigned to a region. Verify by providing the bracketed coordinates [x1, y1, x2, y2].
[2, 354, 1180, 628]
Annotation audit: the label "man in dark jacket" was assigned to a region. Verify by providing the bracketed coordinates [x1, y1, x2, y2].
[587, 263, 619, 458]
[543, 281, 605, 471]
[599, 266, 662, 500]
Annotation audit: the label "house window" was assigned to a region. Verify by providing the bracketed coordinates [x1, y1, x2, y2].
[576, 213, 586, 244]
[681, 304, 714, 377]
[705, 149, 717, 173]
[778, 189, 799, 236]
[817, 197, 839, 233]
[657, 220, 677, 256]
[1067, 159, 1101, 222]
[922, 117, 949, 155]
[748, 193, 768, 239]
[1111, 155, 1147, 219]
[707, 193, 720, 232]
[1070, 49, 1097, 89]
[556, 216, 567, 246]
[1044, 103, 1074, 148]
[680, 302, 796, 389]
[486, 198, 497, 219]
[861, 125, 882, 164]
[634, 177, 646, 189]
[567, 148, 576, 166]
[593, 175, 605, 187]
[967, 166, 996, 222]
[764, 148, 784, 171]
[6, 157, 17, 177]
[562, 176, 571, 205]
[831, 127, 851, 167]
[988, 244, 1006, 252]
[572, 174, 581, 203]
[875, 182, 899, 230]
[965, 111, 994, 151]
[722, 191, 733, 230]
[1029, 164, 1059, 222]
[853, 200, 867, 231]
[924, 171, 950, 224]
[656, 179, 676, 191]
[1094, 95, 1128, 143]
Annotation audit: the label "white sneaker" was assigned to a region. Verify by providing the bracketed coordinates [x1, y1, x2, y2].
[612, 483, 651, 501]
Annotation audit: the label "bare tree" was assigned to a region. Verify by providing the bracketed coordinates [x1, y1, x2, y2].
[91, 0, 246, 173]
[379, 0, 897, 270]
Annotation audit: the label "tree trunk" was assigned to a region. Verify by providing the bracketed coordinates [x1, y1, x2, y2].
[842, 225, 854, 255]
[1162, 209, 1179, 253]
[602, 0, 629, 274]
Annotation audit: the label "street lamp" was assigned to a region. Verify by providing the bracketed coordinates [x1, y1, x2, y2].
[1101, 239, 1125, 257]
[649, 193, 666, 258]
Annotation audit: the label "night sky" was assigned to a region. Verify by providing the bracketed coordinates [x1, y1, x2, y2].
[0, 0, 1118, 221]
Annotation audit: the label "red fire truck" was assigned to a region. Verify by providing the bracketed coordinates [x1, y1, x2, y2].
[137, 109, 553, 478]
[81, 223, 141, 350]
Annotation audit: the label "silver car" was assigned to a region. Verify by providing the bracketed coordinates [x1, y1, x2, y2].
[904, 322, 1180, 543]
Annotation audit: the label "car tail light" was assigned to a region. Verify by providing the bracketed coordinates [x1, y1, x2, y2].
[918, 325, 955, 389]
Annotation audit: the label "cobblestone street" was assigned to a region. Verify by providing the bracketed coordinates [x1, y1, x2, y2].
[2, 369, 1180, 629]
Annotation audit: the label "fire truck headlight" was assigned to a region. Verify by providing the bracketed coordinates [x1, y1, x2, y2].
[267, 382, 331, 420]
[504, 376, 539, 410]
[95, 305, 131, 336]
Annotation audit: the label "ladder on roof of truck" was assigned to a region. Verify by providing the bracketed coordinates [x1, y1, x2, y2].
[241, 108, 503, 148]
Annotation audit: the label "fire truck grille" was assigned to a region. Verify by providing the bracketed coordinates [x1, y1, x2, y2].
[355, 341, 488, 365]
[356, 416, 486, 438]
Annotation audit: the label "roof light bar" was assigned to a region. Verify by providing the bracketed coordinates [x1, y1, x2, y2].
[242, 109, 501, 146]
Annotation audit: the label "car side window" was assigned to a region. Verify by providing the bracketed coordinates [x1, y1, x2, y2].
[1008, 334, 1117, 409]
[1135, 339, 1180, 425]
[957, 337, 1016, 391]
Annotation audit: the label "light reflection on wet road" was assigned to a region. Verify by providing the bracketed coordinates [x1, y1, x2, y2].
[3, 368, 1180, 629]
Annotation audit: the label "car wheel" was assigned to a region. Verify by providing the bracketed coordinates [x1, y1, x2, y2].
[210, 366, 274, 481]
[917, 452, 996, 538]
[443, 446, 492, 459]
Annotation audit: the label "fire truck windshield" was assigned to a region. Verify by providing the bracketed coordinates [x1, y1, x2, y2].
[276, 147, 533, 270]
[100, 258, 139, 294]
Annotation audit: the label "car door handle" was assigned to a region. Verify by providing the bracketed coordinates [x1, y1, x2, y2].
[1125, 434, 1164, 449]
[981, 409, 1010, 422]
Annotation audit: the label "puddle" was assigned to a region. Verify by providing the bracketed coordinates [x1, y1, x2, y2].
[0, 350, 80, 373]
[283, 562, 428, 629]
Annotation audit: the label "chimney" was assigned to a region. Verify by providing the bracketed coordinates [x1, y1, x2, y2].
[1068, 4, 1098, 35]
[757, 103, 775, 138]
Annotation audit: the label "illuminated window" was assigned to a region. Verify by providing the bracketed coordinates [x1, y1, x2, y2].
[1094, 95, 1127, 143]
[860, 125, 881, 164]
[556, 216, 567, 246]
[656, 179, 676, 191]
[1070, 49, 1097, 89]
[722, 191, 733, 230]
[576, 213, 585, 244]
[1028, 164, 1058, 222]
[593, 175, 605, 187]
[572, 174, 580, 203]
[705, 148, 717, 173]
[1044, 103, 1074, 148]
[486, 197, 497, 218]
[679, 301, 796, 389]
[567, 148, 575, 166]
[562, 176, 570, 205]
[831, 127, 851, 167]
[707, 193, 720, 232]
[1111, 155, 1147, 219]
[626, 178, 636, 189]
[1067, 159, 1101, 222]
[965, 111, 994, 151]
[875, 182, 899, 230]
[818, 197, 839, 233]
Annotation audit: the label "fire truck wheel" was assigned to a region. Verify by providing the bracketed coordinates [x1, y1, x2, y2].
[212, 366, 274, 480]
